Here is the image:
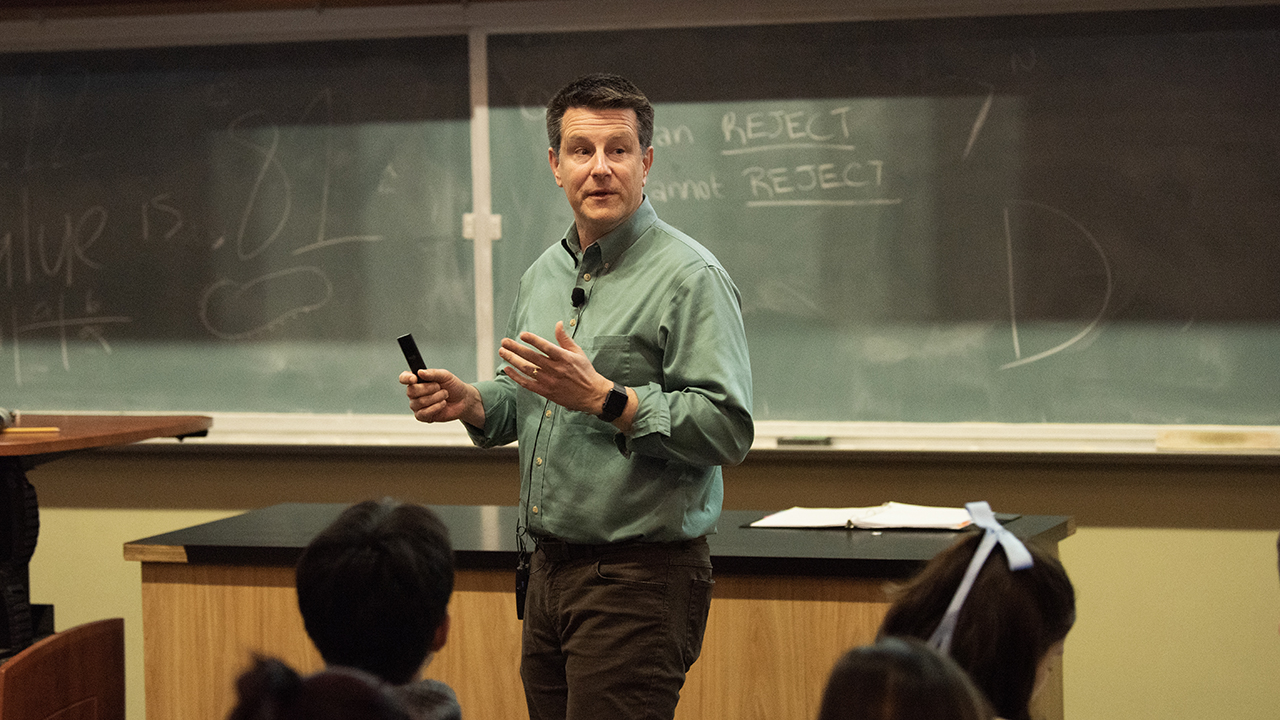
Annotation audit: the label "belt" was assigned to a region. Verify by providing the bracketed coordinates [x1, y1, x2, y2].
[533, 537, 700, 562]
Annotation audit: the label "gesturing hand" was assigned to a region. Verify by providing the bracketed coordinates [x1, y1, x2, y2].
[497, 321, 612, 415]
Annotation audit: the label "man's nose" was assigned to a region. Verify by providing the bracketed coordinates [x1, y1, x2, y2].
[590, 150, 612, 175]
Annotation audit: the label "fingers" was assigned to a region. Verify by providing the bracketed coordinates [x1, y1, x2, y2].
[512, 330, 558, 357]
[499, 336, 547, 378]
[402, 369, 449, 402]
[503, 325, 584, 366]
[498, 324, 592, 394]
[498, 353, 540, 381]
[405, 380, 443, 402]
[413, 397, 450, 421]
[402, 367, 455, 386]
[500, 365, 536, 387]
[554, 321, 583, 353]
[406, 383, 454, 424]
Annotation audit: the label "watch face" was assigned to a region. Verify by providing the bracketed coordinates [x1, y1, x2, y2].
[601, 382, 627, 421]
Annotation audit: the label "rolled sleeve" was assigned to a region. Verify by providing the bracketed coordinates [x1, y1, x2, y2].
[467, 377, 520, 448]
[623, 266, 754, 467]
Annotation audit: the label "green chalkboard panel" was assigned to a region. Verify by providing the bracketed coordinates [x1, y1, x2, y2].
[487, 7, 1280, 424]
[0, 36, 473, 413]
[5, 7, 1280, 428]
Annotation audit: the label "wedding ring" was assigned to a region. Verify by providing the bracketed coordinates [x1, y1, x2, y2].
[530, 366, 539, 378]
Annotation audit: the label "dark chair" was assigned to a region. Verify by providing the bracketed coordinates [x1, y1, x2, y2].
[0, 618, 125, 720]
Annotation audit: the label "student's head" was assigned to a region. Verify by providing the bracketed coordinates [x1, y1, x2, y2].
[817, 636, 995, 720]
[877, 530, 1075, 720]
[228, 656, 414, 720]
[295, 499, 454, 685]
[546, 72, 654, 155]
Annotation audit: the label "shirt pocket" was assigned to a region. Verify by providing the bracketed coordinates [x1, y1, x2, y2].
[582, 335, 632, 385]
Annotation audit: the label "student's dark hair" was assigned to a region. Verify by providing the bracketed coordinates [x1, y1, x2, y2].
[546, 72, 654, 154]
[877, 531, 1075, 720]
[296, 499, 454, 685]
[818, 636, 995, 720]
[228, 657, 414, 720]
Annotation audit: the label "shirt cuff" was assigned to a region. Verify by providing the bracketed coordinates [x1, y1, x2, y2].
[465, 379, 507, 448]
[615, 382, 669, 455]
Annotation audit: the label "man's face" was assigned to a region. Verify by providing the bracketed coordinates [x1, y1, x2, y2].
[549, 106, 653, 248]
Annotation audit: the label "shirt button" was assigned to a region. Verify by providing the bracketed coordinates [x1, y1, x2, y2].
[605, 262, 610, 269]
[535, 457, 543, 466]
[532, 505, 539, 514]
[569, 318, 577, 327]
[545, 409, 552, 418]
[583, 273, 591, 281]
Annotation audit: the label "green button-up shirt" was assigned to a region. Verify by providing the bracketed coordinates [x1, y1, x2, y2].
[467, 198, 754, 544]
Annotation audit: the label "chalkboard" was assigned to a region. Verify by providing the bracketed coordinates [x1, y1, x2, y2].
[487, 7, 1280, 425]
[0, 36, 474, 414]
[4, 8, 1280, 429]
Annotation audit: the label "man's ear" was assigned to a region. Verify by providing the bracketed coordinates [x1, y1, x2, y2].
[548, 147, 564, 188]
[430, 611, 450, 652]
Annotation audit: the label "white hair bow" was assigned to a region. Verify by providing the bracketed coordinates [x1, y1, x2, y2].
[927, 501, 1034, 654]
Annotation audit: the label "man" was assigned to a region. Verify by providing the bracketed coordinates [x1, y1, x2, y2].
[295, 499, 461, 720]
[401, 72, 753, 720]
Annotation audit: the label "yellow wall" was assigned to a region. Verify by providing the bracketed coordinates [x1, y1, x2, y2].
[25, 448, 1280, 720]
[1061, 528, 1280, 718]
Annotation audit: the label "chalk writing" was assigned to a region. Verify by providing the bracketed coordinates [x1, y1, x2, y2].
[1000, 200, 1113, 370]
[961, 80, 994, 161]
[4, 292, 131, 385]
[0, 69, 132, 384]
[292, 89, 384, 256]
[198, 88, 385, 339]
[721, 108, 854, 148]
[716, 106, 901, 208]
[648, 174, 724, 203]
[199, 267, 333, 341]
[141, 194, 184, 242]
[0, 37, 472, 413]
[742, 160, 885, 196]
[740, 159, 899, 208]
[652, 125, 694, 147]
[226, 110, 291, 262]
[0, 188, 106, 290]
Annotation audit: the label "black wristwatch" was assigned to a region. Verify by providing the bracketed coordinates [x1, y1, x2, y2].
[598, 381, 628, 422]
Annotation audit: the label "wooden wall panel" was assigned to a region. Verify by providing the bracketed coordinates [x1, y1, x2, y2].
[137, 565, 972, 720]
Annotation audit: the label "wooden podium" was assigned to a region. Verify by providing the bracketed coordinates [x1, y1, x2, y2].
[125, 503, 1072, 720]
[0, 413, 211, 659]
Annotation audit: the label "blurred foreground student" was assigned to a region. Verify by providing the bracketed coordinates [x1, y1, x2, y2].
[878, 502, 1075, 720]
[296, 499, 460, 720]
[817, 636, 994, 720]
[229, 657, 415, 720]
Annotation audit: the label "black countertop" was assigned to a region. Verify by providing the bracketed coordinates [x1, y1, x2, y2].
[126, 503, 1073, 579]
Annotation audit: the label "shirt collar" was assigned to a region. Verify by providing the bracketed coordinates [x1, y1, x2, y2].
[559, 196, 656, 268]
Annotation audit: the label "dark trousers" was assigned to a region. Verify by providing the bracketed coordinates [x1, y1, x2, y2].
[520, 536, 714, 720]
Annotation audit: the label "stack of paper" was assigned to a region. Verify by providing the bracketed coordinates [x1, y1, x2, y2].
[749, 502, 972, 530]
